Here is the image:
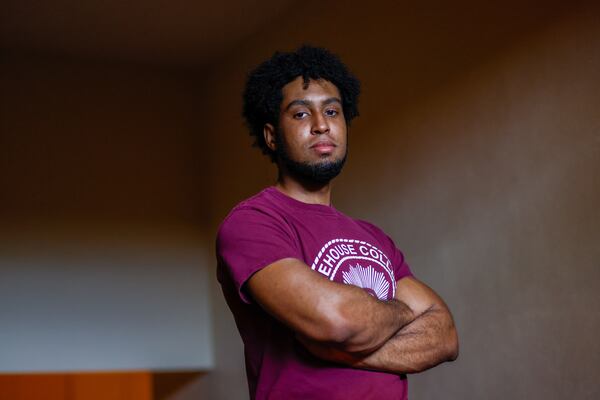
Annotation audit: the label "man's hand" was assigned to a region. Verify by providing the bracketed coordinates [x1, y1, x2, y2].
[247, 258, 415, 354]
[297, 277, 459, 374]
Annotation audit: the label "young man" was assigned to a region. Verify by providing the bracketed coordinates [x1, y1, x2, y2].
[216, 46, 458, 399]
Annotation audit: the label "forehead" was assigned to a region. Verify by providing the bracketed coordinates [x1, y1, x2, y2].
[281, 77, 341, 103]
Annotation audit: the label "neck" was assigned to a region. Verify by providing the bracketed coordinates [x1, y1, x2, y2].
[275, 174, 333, 206]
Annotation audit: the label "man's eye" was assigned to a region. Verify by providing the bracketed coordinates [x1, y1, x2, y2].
[325, 109, 339, 116]
[294, 111, 309, 119]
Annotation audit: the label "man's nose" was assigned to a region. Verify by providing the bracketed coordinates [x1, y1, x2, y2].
[311, 113, 330, 135]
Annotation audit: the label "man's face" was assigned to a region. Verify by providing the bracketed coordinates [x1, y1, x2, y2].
[265, 76, 348, 184]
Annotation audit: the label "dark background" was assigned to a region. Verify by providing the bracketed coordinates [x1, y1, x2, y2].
[1, 1, 599, 398]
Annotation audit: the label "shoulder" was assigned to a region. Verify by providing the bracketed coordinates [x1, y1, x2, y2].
[353, 218, 389, 239]
[216, 188, 293, 245]
[219, 188, 275, 223]
[354, 218, 406, 259]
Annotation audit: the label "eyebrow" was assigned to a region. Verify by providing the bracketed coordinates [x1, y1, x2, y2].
[284, 97, 342, 111]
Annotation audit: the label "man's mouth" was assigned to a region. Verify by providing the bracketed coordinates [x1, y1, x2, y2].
[311, 141, 336, 154]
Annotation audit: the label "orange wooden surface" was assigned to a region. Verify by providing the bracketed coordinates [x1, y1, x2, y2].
[0, 372, 152, 400]
[0, 374, 67, 400]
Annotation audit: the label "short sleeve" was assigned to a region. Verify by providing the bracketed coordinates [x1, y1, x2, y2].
[216, 207, 302, 304]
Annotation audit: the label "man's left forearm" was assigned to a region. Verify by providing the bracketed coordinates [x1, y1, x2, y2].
[354, 304, 458, 373]
[299, 304, 459, 374]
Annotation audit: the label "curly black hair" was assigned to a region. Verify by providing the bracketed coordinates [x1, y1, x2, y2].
[242, 45, 361, 162]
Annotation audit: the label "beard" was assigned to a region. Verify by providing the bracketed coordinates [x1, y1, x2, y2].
[275, 132, 347, 185]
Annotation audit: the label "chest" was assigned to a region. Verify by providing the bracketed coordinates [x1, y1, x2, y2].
[284, 214, 397, 300]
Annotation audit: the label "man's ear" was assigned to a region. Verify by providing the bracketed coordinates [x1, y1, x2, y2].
[263, 123, 277, 152]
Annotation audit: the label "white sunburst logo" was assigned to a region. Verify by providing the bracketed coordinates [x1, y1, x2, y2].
[342, 264, 390, 300]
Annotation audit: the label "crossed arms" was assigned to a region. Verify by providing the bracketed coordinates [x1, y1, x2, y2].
[247, 258, 458, 374]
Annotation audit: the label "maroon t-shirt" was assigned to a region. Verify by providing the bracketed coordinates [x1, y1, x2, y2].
[216, 187, 413, 400]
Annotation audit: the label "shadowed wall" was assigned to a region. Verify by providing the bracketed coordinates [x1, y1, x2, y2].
[0, 55, 214, 372]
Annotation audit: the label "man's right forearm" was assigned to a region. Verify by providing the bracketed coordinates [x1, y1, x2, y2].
[248, 258, 414, 353]
[315, 284, 415, 354]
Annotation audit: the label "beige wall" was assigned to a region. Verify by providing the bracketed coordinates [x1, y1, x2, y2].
[183, 1, 600, 399]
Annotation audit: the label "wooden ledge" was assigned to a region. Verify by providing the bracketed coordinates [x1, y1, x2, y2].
[0, 370, 207, 400]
